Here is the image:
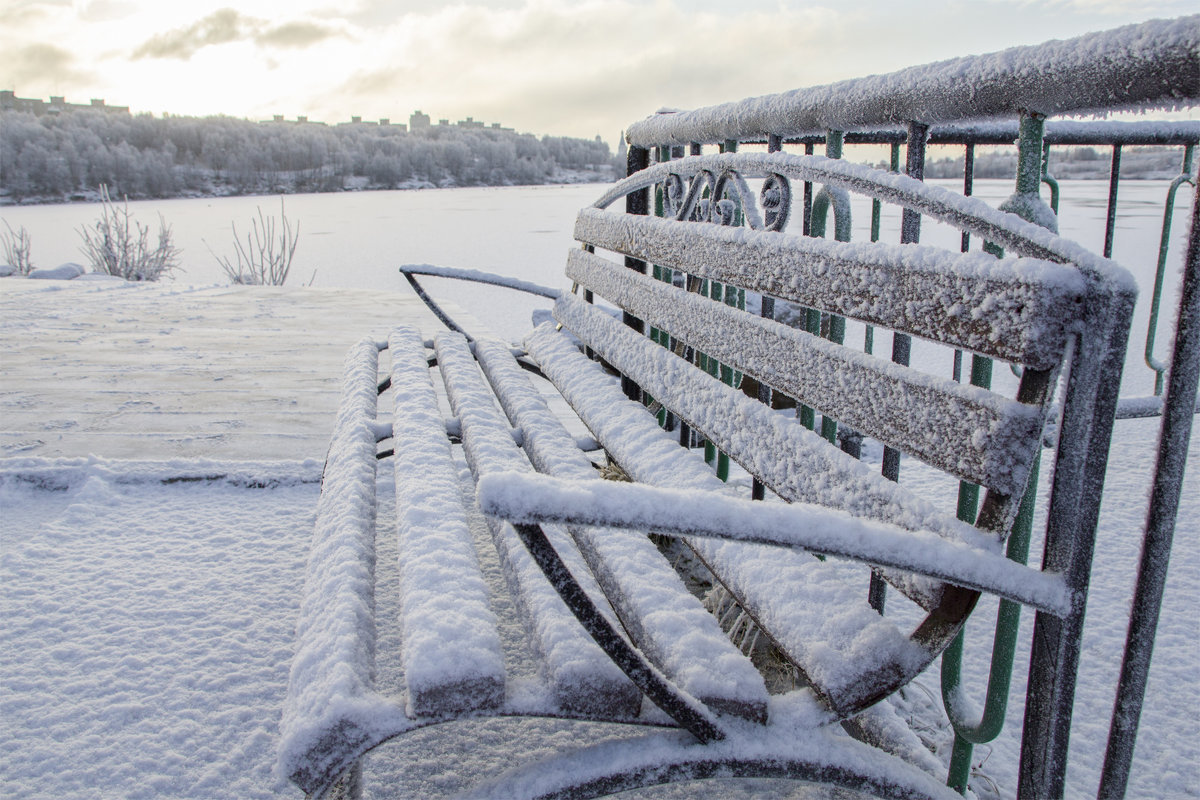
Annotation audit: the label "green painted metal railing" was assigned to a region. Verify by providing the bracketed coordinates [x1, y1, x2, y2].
[1146, 144, 1197, 395]
[626, 116, 1197, 797]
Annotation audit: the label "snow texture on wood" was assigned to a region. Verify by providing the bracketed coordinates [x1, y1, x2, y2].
[574, 207, 1087, 370]
[591, 152, 1136, 295]
[477, 471, 1072, 615]
[524, 321, 941, 716]
[389, 327, 505, 717]
[434, 332, 642, 718]
[472, 337, 770, 723]
[278, 337, 411, 796]
[566, 247, 1047, 495]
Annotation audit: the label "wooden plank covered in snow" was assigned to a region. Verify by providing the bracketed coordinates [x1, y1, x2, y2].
[472, 337, 770, 723]
[565, 247, 1047, 495]
[434, 332, 642, 718]
[389, 327, 506, 717]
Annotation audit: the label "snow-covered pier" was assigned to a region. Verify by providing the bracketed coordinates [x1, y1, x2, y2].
[0, 281, 449, 460]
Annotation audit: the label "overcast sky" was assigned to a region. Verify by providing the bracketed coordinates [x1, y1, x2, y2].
[2, 0, 1194, 147]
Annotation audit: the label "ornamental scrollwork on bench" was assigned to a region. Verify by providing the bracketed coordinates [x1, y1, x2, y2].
[660, 168, 792, 232]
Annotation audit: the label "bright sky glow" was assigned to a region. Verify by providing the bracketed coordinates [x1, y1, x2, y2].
[2, 0, 1195, 146]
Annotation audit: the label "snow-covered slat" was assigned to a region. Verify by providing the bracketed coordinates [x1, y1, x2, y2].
[388, 327, 505, 717]
[524, 321, 943, 715]
[566, 247, 1045, 496]
[472, 337, 770, 722]
[433, 332, 641, 718]
[549, 294, 991, 547]
[574, 207, 1086, 370]
[279, 337, 410, 796]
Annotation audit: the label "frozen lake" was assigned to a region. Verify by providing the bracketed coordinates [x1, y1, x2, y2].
[1, 177, 1193, 396]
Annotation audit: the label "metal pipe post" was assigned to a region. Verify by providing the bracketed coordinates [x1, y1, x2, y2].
[1098, 184, 1200, 799]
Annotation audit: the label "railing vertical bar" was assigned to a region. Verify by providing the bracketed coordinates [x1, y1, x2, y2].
[871, 120, 926, 615]
[1098, 190, 1200, 800]
[1104, 144, 1122, 258]
[802, 142, 814, 236]
[1145, 144, 1196, 396]
[954, 142, 976, 384]
[1019, 294, 1134, 799]
[622, 144, 651, 402]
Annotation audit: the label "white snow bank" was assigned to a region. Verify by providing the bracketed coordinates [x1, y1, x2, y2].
[27, 262, 86, 280]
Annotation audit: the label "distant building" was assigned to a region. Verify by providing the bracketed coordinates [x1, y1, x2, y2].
[457, 116, 485, 130]
[1, 90, 129, 116]
[438, 119, 450, 127]
[410, 110, 431, 130]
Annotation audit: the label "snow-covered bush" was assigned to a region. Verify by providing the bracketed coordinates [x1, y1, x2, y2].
[78, 185, 180, 281]
[208, 198, 300, 286]
[1, 220, 34, 275]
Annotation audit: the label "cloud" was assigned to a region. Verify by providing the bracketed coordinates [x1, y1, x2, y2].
[326, 0, 849, 137]
[133, 8, 249, 59]
[132, 8, 346, 60]
[0, 43, 85, 86]
[255, 21, 344, 48]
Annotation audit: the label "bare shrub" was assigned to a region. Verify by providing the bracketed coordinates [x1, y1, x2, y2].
[208, 198, 300, 286]
[1, 221, 34, 275]
[78, 185, 180, 281]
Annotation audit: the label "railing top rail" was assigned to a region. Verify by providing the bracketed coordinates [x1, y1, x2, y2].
[753, 120, 1200, 147]
[625, 16, 1200, 148]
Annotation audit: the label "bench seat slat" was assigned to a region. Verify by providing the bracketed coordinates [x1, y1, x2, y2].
[472, 338, 770, 722]
[434, 333, 642, 718]
[280, 338, 411, 794]
[523, 322, 935, 714]
[389, 328, 506, 717]
[567, 248, 1044, 496]
[574, 207, 1085, 370]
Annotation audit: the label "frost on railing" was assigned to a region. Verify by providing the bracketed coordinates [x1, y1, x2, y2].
[625, 16, 1198, 148]
[613, 15, 1199, 800]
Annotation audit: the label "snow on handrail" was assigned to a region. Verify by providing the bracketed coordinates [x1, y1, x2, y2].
[625, 16, 1200, 147]
[753, 120, 1200, 147]
[476, 471, 1072, 617]
[399, 263, 561, 299]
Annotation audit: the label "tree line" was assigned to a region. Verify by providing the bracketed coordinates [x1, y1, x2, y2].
[0, 110, 620, 202]
[919, 145, 1188, 181]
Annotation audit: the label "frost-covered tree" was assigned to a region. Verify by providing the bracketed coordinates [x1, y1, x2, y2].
[0, 108, 616, 202]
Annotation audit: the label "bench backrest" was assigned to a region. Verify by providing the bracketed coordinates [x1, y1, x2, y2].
[548, 150, 1135, 719]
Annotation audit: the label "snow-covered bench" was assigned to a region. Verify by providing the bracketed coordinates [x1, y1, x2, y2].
[279, 150, 1134, 799]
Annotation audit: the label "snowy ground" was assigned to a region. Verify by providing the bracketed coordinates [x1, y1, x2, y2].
[0, 279, 1197, 799]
